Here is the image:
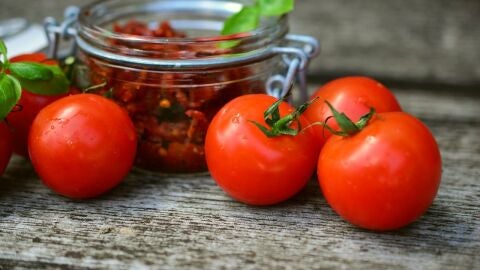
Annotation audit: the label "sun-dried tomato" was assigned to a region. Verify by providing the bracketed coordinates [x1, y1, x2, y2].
[84, 20, 262, 173]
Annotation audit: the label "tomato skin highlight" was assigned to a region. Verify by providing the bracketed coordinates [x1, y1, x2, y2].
[205, 94, 320, 205]
[28, 94, 137, 199]
[9, 53, 48, 63]
[318, 112, 442, 230]
[304, 76, 401, 147]
[0, 122, 13, 175]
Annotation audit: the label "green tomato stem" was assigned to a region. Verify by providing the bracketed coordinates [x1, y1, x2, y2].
[250, 97, 318, 138]
[323, 101, 376, 137]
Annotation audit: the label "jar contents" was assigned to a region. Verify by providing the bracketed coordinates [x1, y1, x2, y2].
[84, 20, 264, 173]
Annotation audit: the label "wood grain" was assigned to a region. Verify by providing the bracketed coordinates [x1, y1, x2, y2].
[0, 0, 479, 268]
[0, 86, 479, 269]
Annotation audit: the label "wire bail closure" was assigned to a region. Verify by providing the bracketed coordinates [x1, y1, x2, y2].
[266, 34, 319, 101]
[44, 6, 320, 102]
[44, 6, 79, 59]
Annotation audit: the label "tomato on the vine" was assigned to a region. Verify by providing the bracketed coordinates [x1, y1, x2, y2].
[205, 94, 320, 205]
[304, 76, 401, 147]
[0, 122, 13, 175]
[28, 94, 137, 199]
[6, 53, 67, 157]
[318, 109, 442, 231]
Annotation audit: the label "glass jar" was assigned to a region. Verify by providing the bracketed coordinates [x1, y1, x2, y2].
[44, 0, 319, 173]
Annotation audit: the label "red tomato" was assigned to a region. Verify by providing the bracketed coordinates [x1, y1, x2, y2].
[0, 122, 13, 175]
[28, 94, 137, 199]
[318, 112, 442, 230]
[7, 91, 67, 157]
[304, 76, 401, 147]
[6, 53, 66, 157]
[205, 94, 320, 205]
[9, 53, 47, 63]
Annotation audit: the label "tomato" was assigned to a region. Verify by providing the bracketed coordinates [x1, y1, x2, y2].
[318, 112, 442, 230]
[205, 94, 320, 205]
[9, 53, 47, 63]
[6, 53, 66, 157]
[0, 122, 13, 175]
[7, 91, 67, 157]
[304, 76, 401, 147]
[28, 94, 137, 199]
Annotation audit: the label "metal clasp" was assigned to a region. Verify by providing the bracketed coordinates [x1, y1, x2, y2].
[266, 34, 320, 102]
[44, 6, 79, 59]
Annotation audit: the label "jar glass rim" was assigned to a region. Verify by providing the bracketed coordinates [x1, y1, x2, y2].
[78, 0, 287, 45]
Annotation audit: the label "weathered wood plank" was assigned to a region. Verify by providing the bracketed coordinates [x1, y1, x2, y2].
[1, 0, 479, 85]
[292, 0, 480, 85]
[0, 87, 478, 269]
[0, 1, 479, 268]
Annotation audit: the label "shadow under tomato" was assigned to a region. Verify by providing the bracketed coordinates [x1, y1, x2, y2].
[244, 177, 325, 209]
[0, 156, 38, 196]
[277, 177, 325, 207]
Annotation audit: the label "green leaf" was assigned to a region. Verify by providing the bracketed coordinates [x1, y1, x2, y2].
[15, 65, 70, 96]
[218, 40, 240, 50]
[0, 39, 8, 69]
[219, 0, 295, 49]
[0, 40, 6, 56]
[221, 6, 261, 36]
[0, 74, 22, 120]
[257, 0, 294, 16]
[9, 62, 54, 81]
[219, 6, 261, 49]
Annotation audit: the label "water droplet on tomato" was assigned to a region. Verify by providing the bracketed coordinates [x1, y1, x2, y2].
[231, 113, 241, 124]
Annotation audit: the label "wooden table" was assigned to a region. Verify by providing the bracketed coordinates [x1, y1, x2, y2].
[1, 85, 479, 269]
[0, 0, 479, 269]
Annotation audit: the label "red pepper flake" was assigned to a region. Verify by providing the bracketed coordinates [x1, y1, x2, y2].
[159, 99, 171, 108]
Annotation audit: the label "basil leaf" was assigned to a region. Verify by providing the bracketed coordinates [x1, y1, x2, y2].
[10, 62, 54, 80]
[221, 6, 261, 36]
[219, 0, 295, 49]
[0, 74, 22, 120]
[16, 65, 70, 96]
[0, 40, 6, 56]
[0, 40, 8, 68]
[257, 0, 294, 16]
[218, 40, 240, 50]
